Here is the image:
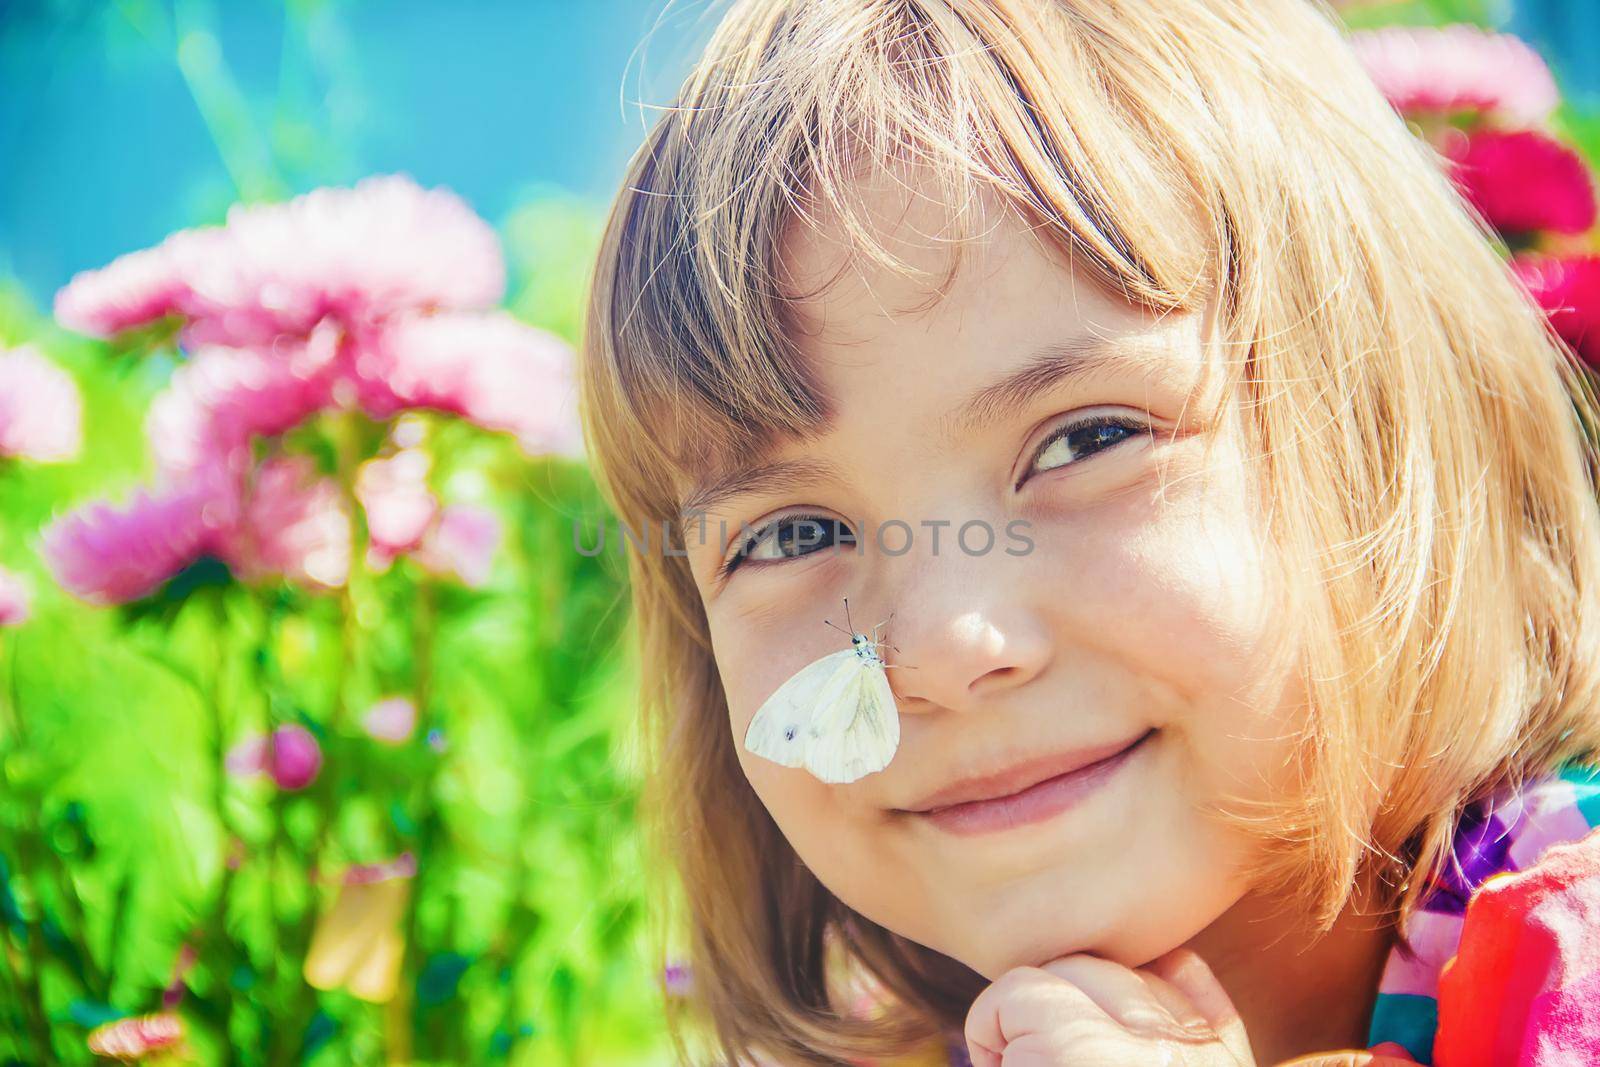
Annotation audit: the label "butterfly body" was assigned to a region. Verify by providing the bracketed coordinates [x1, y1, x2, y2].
[743, 616, 904, 785]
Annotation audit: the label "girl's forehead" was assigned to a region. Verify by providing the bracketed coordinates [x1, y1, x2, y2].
[773, 149, 1216, 330]
[775, 168, 1065, 329]
[773, 172, 1216, 390]
[775, 189, 1223, 403]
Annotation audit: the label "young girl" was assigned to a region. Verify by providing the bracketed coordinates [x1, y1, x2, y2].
[577, 1, 1600, 1063]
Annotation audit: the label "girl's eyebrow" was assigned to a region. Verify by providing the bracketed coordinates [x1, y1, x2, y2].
[678, 455, 850, 528]
[939, 334, 1170, 447]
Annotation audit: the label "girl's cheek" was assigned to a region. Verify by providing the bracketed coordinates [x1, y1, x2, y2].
[1103, 457, 1306, 783]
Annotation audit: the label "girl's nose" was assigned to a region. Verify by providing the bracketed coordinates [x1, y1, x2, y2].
[880, 558, 1053, 714]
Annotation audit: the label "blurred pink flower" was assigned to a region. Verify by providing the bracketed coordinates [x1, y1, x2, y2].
[162, 942, 199, 1010]
[1444, 128, 1598, 237]
[268, 725, 323, 790]
[356, 448, 438, 569]
[147, 323, 341, 478]
[411, 504, 502, 588]
[350, 311, 584, 458]
[0, 344, 83, 462]
[55, 174, 505, 348]
[1513, 253, 1600, 367]
[356, 444, 501, 585]
[39, 477, 234, 605]
[342, 851, 417, 885]
[225, 733, 270, 776]
[663, 959, 695, 998]
[85, 1012, 185, 1060]
[0, 565, 30, 628]
[362, 696, 417, 744]
[1350, 25, 1559, 125]
[43, 455, 347, 605]
[53, 245, 190, 340]
[228, 725, 323, 790]
[217, 456, 350, 589]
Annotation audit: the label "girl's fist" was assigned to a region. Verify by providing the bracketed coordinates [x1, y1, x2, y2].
[963, 947, 1255, 1066]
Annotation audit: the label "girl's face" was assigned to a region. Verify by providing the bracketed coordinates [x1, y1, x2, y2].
[682, 182, 1309, 982]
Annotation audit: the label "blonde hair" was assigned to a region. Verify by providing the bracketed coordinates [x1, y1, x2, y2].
[578, 0, 1600, 1062]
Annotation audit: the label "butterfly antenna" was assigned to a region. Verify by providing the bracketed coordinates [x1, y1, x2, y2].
[823, 618, 852, 638]
[843, 596, 855, 635]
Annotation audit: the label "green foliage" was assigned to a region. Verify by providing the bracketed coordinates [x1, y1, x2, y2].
[1338, 0, 1507, 30]
[1555, 99, 1600, 175]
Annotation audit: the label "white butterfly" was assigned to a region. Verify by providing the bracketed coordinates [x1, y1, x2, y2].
[742, 599, 909, 785]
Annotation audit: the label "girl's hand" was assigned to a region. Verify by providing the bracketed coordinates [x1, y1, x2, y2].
[963, 947, 1255, 1066]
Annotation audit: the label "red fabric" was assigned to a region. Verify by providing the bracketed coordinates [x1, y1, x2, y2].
[1433, 828, 1600, 1065]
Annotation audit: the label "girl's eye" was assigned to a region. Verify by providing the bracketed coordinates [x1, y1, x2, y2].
[721, 514, 855, 577]
[1018, 414, 1148, 489]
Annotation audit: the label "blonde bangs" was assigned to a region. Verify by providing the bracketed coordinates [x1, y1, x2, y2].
[578, 1, 1600, 1063]
[581, 0, 1224, 519]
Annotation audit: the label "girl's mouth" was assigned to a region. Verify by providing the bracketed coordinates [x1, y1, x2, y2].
[912, 728, 1156, 836]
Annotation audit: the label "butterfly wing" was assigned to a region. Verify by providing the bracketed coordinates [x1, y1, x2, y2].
[804, 662, 901, 785]
[743, 648, 860, 769]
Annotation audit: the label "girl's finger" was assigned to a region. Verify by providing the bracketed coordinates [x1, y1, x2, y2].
[1144, 947, 1255, 1064]
[1032, 953, 1199, 1039]
[963, 966, 1106, 1067]
[1132, 966, 1215, 1035]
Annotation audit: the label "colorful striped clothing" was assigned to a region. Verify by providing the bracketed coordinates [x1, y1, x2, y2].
[1365, 759, 1600, 1064]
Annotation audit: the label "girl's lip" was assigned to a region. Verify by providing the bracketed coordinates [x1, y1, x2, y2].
[913, 729, 1154, 836]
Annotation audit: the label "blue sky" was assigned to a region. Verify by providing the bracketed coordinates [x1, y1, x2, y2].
[0, 0, 703, 307]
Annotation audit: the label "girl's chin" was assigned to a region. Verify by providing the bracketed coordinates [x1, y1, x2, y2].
[942, 899, 1199, 979]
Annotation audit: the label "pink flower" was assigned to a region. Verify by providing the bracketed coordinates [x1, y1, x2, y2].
[411, 504, 501, 588]
[354, 445, 500, 585]
[147, 324, 341, 478]
[663, 959, 695, 998]
[362, 696, 417, 744]
[356, 449, 438, 568]
[0, 565, 30, 627]
[350, 311, 583, 458]
[162, 942, 198, 1010]
[0, 344, 83, 462]
[55, 174, 505, 348]
[53, 245, 190, 340]
[225, 733, 270, 776]
[85, 1012, 185, 1060]
[1350, 25, 1559, 125]
[216, 456, 350, 589]
[342, 851, 417, 885]
[231, 725, 323, 789]
[39, 477, 234, 605]
[1443, 128, 1598, 237]
[42, 454, 347, 605]
[1513, 253, 1600, 367]
[267, 725, 323, 790]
